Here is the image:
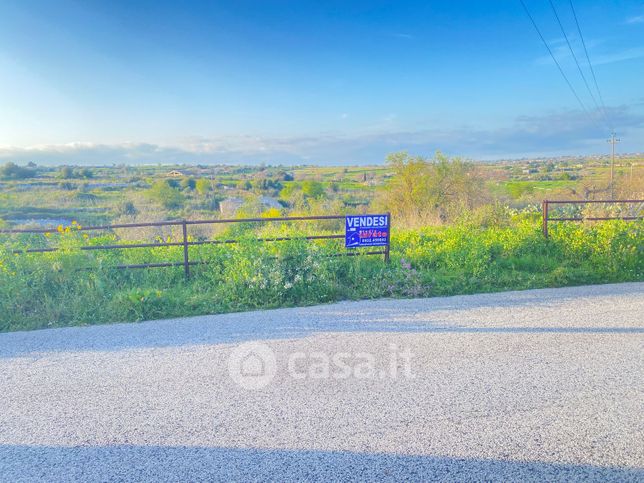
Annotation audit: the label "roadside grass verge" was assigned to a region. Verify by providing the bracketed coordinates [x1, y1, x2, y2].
[0, 218, 642, 332]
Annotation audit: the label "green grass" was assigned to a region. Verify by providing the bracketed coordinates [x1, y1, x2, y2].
[1, 217, 641, 332]
[498, 180, 578, 199]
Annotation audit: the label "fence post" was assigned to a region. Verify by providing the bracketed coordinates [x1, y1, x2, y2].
[384, 212, 391, 263]
[182, 220, 190, 278]
[542, 200, 549, 239]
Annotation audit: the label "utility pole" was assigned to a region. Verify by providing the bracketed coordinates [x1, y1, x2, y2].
[607, 132, 620, 198]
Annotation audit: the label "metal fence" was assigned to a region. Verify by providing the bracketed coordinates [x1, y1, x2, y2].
[1, 214, 391, 277]
[541, 199, 644, 238]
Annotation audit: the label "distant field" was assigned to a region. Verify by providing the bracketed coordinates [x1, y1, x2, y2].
[1, 157, 640, 230]
[497, 180, 578, 199]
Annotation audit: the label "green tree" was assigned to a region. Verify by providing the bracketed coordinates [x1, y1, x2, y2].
[237, 180, 252, 190]
[376, 151, 487, 225]
[195, 178, 211, 195]
[79, 168, 94, 179]
[301, 180, 325, 198]
[181, 177, 196, 190]
[375, 152, 433, 224]
[147, 180, 185, 210]
[431, 152, 487, 219]
[0, 162, 36, 180]
[59, 166, 75, 179]
[279, 182, 298, 199]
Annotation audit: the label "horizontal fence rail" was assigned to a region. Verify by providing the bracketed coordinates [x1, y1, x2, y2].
[542, 199, 644, 238]
[0, 214, 391, 276]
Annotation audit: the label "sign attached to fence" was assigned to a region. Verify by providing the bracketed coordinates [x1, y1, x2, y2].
[345, 214, 390, 248]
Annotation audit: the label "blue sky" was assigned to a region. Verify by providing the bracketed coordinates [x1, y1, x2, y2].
[0, 0, 643, 165]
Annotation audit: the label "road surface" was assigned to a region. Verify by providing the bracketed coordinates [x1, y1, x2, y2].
[1, 283, 643, 481]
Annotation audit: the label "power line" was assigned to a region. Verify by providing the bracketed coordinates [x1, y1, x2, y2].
[568, 0, 613, 131]
[547, 0, 610, 131]
[518, 0, 593, 120]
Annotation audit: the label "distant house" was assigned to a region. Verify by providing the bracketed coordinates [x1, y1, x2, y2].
[166, 170, 184, 178]
[258, 196, 282, 210]
[219, 197, 245, 216]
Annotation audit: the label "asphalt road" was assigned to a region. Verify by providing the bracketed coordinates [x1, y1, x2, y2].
[1, 283, 643, 482]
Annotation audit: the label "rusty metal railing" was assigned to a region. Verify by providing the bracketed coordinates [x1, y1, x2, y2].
[541, 199, 644, 238]
[1, 214, 391, 277]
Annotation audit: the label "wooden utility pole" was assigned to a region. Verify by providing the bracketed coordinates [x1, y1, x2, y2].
[607, 132, 620, 198]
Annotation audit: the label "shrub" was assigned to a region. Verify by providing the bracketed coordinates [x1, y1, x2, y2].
[118, 201, 138, 217]
[301, 181, 325, 198]
[146, 180, 185, 210]
[195, 178, 211, 195]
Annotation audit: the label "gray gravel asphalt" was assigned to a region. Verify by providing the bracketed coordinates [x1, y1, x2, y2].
[1, 283, 643, 482]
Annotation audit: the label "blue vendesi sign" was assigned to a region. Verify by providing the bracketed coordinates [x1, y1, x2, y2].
[345, 214, 390, 248]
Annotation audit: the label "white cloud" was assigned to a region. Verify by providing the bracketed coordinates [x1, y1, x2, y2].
[593, 46, 644, 65]
[626, 15, 644, 24]
[0, 106, 642, 165]
[537, 43, 644, 67]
